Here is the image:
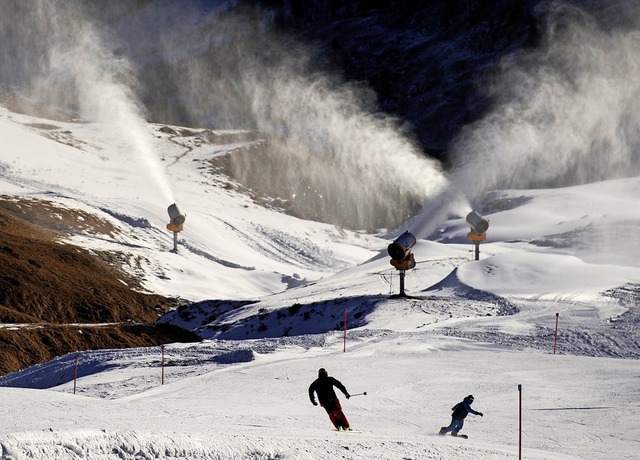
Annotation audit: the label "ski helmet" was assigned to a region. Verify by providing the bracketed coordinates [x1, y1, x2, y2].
[467, 395, 474, 402]
[318, 368, 328, 378]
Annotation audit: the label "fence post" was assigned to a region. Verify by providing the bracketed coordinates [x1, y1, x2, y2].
[553, 313, 559, 354]
[518, 384, 522, 460]
[343, 308, 347, 353]
[73, 354, 78, 395]
[161, 345, 165, 385]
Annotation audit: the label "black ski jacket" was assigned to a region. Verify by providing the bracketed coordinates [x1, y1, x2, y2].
[308, 376, 349, 404]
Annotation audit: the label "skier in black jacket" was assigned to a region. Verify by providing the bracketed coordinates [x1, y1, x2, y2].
[439, 395, 483, 437]
[308, 368, 351, 430]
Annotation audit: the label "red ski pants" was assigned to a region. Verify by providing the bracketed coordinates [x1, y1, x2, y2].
[321, 398, 350, 429]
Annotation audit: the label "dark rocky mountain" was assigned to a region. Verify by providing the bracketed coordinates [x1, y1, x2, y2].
[4, 0, 637, 164]
[258, 0, 542, 160]
[252, 0, 640, 160]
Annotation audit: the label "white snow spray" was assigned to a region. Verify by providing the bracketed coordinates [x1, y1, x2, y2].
[112, 3, 447, 232]
[0, 1, 447, 233]
[0, 1, 175, 206]
[410, 3, 640, 239]
[9, 2, 637, 238]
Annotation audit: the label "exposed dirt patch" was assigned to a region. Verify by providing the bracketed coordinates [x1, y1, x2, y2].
[0, 195, 117, 236]
[0, 197, 199, 376]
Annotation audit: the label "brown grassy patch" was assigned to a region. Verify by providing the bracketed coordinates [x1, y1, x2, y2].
[0, 197, 198, 376]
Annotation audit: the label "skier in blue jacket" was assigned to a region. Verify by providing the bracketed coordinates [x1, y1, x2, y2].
[439, 395, 483, 437]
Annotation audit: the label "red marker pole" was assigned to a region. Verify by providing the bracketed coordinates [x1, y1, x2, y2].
[553, 313, 559, 354]
[161, 345, 165, 385]
[73, 354, 78, 395]
[518, 384, 522, 460]
[343, 308, 347, 353]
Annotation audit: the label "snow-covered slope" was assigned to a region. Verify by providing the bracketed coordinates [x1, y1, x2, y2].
[1, 332, 638, 459]
[1, 99, 640, 459]
[0, 107, 382, 302]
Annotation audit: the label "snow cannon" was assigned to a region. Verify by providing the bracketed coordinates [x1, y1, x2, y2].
[167, 203, 186, 229]
[387, 231, 416, 271]
[465, 211, 489, 260]
[167, 203, 186, 253]
[387, 231, 416, 297]
[466, 211, 489, 235]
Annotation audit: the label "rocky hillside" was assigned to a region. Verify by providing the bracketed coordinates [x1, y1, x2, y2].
[0, 198, 199, 376]
[258, 0, 640, 157]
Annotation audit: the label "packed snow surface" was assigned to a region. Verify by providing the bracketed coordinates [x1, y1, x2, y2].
[1, 97, 640, 459]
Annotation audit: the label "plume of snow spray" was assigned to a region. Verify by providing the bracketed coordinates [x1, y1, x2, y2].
[1, 1, 175, 205]
[411, 2, 640, 239]
[1, 1, 447, 232]
[123, 5, 447, 232]
[450, 3, 640, 196]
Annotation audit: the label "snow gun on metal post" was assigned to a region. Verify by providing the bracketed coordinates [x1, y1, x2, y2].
[387, 231, 417, 297]
[167, 203, 186, 253]
[465, 211, 489, 261]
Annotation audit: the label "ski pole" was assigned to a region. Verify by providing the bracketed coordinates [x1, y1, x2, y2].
[350, 392, 367, 397]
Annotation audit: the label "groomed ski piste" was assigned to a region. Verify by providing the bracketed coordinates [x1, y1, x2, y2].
[1, 103, 640, 459]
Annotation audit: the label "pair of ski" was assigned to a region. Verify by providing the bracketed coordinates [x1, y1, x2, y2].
[334, 427, 363, 434]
